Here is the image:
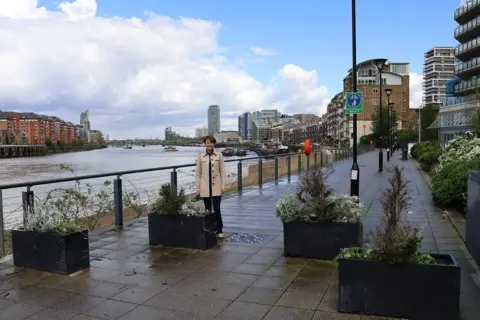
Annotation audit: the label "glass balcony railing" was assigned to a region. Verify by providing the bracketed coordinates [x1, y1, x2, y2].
[455, 0, 480, 19]
[455, 77, 480, 92]
[455, 57, 480, 73]
[455, 15, 480, 37]
[455, 35, 480, 55]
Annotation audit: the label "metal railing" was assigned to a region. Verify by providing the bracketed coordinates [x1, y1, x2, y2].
[0, 147, 369, 256]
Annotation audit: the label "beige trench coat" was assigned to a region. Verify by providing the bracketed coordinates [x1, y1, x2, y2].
[195, 151, 227, 198]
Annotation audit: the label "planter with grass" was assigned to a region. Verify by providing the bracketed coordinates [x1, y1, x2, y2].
[467, 170, 480, 266]
[337, 166, 461, 320]
[277, 167, 364, 260]
[148, 184, 217, 250]
[12, 209, 89, 275]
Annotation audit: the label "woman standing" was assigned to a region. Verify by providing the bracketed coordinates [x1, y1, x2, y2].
[195, 135, 226, 238]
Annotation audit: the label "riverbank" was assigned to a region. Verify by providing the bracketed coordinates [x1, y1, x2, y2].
[46, 144, 106, 154]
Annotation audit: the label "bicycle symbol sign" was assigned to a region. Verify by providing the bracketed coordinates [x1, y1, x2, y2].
[345, 92, 363, 115]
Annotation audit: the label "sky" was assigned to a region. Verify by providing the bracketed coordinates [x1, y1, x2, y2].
[0, 0, 461, 139]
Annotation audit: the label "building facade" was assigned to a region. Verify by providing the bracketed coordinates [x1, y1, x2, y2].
[343, 59, 412, 143]
[208, 105, 221, 134]
[0, 111, 79, 145]
[238, 112, 252, 140]
[214, 130, 239, 142]
[195, 127, 208, 138]
[438, 1, 480, 142]
[423, 47, 456, 106]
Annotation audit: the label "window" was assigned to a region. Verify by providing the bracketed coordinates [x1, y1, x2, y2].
[372, 99, 378, 105]
[373, 88, 379, 94]
[402, 88, 406, 91]
[402, 98, 406, 102]
[402, 108, 406, 112]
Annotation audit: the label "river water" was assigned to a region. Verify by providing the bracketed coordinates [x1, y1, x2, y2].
[0, 146, 257, 228]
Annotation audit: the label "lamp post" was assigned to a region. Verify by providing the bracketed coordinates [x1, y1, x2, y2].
[391, 109, 397, 154]
[374, 59, 388, 172]
[350, 0, 359, 197]
[388, 102, 394, 158]
[385, 88, 392, 162]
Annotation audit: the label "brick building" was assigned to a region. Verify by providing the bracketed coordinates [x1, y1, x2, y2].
[342, 59, 413, 142]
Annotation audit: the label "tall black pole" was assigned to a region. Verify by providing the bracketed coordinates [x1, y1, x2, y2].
[387, 97, 390, 162]
[350, 0, 359, 197]
[378, 69, 383, 172]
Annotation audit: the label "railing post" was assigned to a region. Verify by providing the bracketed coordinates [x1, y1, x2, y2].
[320, 149, 324, 166]
[274, 157, 279, 182]
[287, 155, 291, 181]
[306, 154, 310, 171]
[258, 158, 263, 187]
[298, 154, 302, 173]
[171, 169, 178, 195]
[314, 151, 318, 167]
[0, 190, 4, 256]
[113, 177, 123, 228]
[237, 161, 243, 193]
[22, 187, 34, 225]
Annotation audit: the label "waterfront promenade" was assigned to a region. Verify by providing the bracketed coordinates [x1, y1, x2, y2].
[0, 152, 479, 319]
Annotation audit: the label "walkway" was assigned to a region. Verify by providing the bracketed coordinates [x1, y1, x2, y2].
[0, 151, 478, 319]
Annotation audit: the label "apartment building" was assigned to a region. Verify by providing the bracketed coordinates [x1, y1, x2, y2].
[423, 47, 456, 106]
[195, 127, 208, 138]
[438, 1, 480, 142]
[343, 59, 412, 142]
[0, 111, 78, 145]
[207, 105, 221, 134]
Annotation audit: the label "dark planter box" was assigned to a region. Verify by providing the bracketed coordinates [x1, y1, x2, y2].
[466, 171, 480, 266]
[283, 221, 362, 260]
[11, 229, 90, 275]
[338, 254, 461, 319]
[148, 212, 217, 250]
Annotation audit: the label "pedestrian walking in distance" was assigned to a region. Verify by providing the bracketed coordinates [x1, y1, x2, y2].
[195, 135, 226, 238]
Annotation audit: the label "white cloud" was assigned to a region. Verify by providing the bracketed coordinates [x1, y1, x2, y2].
[251, 46, 279, 56]
[409, 72, 424, 109]
[0, 0, 329, 139]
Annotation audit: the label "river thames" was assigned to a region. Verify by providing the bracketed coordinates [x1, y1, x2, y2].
[0, 146, 257, 227]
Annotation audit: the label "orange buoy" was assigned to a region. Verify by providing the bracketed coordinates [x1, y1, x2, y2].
[304, 139, 312, 156]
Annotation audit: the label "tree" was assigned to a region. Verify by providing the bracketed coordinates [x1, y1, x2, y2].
[45, 137, 53, 146]
[370, 106, 399, 141]
[97, 132, 105, 144]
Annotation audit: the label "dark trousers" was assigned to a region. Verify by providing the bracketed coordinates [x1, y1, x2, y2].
[203, 196, 223, 233]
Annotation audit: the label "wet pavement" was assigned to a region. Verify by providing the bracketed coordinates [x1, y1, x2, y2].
[0, 151, 479, 319]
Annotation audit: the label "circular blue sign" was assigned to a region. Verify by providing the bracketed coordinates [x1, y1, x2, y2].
[347, 94, 361, 107]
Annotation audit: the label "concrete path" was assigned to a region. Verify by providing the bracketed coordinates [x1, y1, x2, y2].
[0, 151, 478, 319]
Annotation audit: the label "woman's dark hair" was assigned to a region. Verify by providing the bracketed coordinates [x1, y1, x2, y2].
[203, 135, 216, 144]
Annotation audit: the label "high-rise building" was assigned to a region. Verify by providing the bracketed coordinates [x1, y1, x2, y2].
[437, 1, 480, 143]
[238, 112, 252, 140]
[423, 47, 456, 106]
[195, 127, 208, 138]
[165, 127, 173, 141]
[207, 105, 220, 134]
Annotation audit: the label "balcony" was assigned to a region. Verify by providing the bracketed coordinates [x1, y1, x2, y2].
[456, 57, 480, 79]
[455, 0, 480, 25]
[455, 15, 480, 42]
[455, 76, 480, 95]
[455, 36, 480, 61]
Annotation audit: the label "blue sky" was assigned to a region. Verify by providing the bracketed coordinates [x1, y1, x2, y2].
[41, 0, 459, 96]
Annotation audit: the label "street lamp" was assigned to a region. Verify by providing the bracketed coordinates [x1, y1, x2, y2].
[384, 88, 393, 162]
[350, 0, 359, 197]
[391, 110, 397, 154]
[388, 102, 394, 158]
[374, 58, 388, 172]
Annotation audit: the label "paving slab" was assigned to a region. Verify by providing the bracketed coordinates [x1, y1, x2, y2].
[0, 151, 479, 319]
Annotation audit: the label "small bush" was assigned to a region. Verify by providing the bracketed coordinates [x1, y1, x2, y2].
[276, 167, 364, 223]
[150, 183, 204, 217]
[337, 166, 435, 264]
[418, 150, 442, 172]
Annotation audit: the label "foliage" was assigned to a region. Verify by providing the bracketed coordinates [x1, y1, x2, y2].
[408, 104, 439, 141]
[370, 106, 399, 140]
[337, 166, 435, 264]
[411, 141, 442, 172]
[45, 137, 53, 146]
[396, 129, 418, 143]
[24, 164, 114, 233]
[150, 183, 205, 216]
[431, 133, 480, 210]
[471, 106, 480, 135]
[276, 167, 364, 223]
